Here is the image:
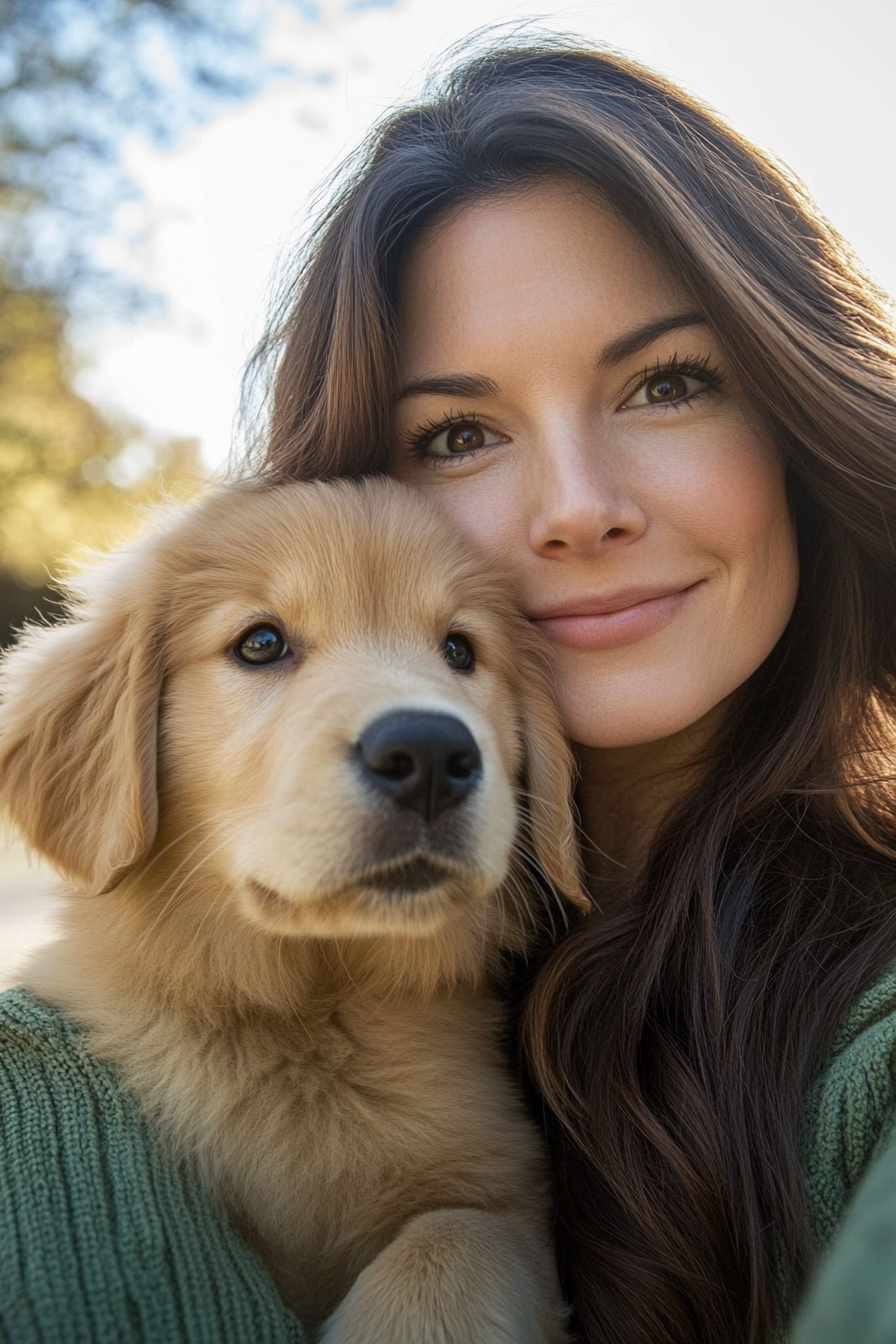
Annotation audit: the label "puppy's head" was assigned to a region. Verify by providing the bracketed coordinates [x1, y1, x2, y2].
[0, 479, 587, 941]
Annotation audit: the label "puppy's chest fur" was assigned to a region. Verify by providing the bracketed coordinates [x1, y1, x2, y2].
[35, 950, 550, 1328]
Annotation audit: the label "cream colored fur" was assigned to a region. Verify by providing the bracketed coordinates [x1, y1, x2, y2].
[0, 477, 586, 1342]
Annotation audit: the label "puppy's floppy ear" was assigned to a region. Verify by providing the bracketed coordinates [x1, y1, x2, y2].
[515, 650, 591, 915]
[0, 556, 163, 893]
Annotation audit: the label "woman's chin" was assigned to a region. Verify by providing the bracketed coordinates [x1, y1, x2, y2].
[558, 681, 733, 753]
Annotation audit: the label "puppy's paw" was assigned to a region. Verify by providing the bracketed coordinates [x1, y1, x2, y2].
[317, 1208, 570, 1344]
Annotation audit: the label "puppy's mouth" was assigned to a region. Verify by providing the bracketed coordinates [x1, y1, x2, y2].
[355, 854, 454, 897]
[248, 853, 461, 915]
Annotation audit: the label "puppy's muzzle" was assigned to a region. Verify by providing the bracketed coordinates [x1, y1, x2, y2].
[356, 711, 482, 824]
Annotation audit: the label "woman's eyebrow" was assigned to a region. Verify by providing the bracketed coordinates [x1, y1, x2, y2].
[394, 312, 706, 401]
[394, 373, 500, 403]
[597, 311, 706, 368]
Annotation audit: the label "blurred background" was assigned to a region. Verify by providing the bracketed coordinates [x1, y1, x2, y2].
[1, 0, 894, 983]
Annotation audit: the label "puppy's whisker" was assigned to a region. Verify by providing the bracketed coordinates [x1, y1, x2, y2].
[139, 815, 244, 896]
[514, 786, 570, 814]
[270, 937, 314, 1042]
[514, 783, 560, 802]
[498, 881, 526, 945]
[137, 817, 237, 913]
[492, 873, 510, 949]
[183, 878, 235, 963]
[503, 866, 545, 941]
[278, 939, 316, 1047]
[134, 849, 215, 949]
[508, 840, 571, 935]
[134, 814, 231, 879]
[176, 856, 255, 977]
[144, 802, 268, 897]
[567, 821, 622, 868]
[138, 828, 246, 949]
[332, 939, 360, 994]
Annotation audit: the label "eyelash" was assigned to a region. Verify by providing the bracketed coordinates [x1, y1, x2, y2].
[404, 354, 725, 464]
[627, 352, 724, 405]
[403, 408, 498, 464]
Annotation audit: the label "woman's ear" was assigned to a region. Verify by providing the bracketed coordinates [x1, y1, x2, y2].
[515, 652, 591, 915]
[0, 564, 163, 893]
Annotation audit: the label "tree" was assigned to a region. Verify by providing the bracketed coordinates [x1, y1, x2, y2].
[0, 0, 299, 642]
[0, 0, 279, 306]
[0, 268, 203, 642]
[0, 271, 202, 576]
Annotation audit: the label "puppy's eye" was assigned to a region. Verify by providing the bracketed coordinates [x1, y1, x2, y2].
[442, 632, 475, 673]
[234, 624, 289, 665]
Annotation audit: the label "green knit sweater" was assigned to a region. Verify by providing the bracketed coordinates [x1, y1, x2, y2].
[789, 964, 896, 1341]
[0, 987, 307, 1343]
[3, 974, 896, 1343]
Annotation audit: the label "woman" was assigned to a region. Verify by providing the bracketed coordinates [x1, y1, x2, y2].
[245, 40, 896, 1344]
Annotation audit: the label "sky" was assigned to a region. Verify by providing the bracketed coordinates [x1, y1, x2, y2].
[75, 0, 896, 471]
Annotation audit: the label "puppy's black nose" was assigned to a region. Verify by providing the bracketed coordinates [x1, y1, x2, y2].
[356, 711, 482, 822]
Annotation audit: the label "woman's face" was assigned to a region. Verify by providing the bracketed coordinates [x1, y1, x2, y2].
[391, 181, 799, 750]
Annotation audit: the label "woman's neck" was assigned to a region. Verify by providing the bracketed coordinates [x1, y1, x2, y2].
[574, 701, 730, 898]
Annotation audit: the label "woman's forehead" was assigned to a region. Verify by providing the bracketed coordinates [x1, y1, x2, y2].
[395, 180, 693, 377]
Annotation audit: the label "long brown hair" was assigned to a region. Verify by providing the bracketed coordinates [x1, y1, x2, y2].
[243, 40, 896, 1344]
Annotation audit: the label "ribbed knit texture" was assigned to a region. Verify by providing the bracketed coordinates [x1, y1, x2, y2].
[789, 965, 896, 1342]
[800, 962, 896, 1246]
[6, 972, 896, 1343]
[0, 987, 308, 1344]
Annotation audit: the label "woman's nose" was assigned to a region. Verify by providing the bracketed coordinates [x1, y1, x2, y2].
[527, 438, 647, 558]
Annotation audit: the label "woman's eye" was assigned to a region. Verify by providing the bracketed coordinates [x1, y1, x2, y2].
[624, 370, 708, 408]
[234, 625, 289, 665]
[427, 420, 502, 457]
[442, 632, 476, 672]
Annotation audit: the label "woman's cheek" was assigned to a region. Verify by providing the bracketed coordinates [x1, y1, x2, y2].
[404, 467, 524, 568]
[556, 437, 798, 750]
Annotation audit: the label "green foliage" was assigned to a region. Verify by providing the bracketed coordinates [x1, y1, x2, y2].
[0, 0, 277, 305]
[0, 0, 325, 640]
[0, 268, 202, 592]
[0, 0, 252, 633]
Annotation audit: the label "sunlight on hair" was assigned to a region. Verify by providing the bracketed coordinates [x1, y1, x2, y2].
[76, 0, 895, 470]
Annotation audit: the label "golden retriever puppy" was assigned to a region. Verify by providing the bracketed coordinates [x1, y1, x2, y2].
[0, 477, 586, 1343]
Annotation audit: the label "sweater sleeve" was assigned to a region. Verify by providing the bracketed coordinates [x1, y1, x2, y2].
[789, 1124, 896, 1343]
[788, 966, 896, 1343]
[799, 964, 896, 1249]
[0, 987, 308, 1344]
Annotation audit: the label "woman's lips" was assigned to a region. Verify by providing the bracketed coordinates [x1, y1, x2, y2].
[530, 583, 701, 651]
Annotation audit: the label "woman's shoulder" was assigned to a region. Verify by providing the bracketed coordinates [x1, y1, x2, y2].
[801, 961, 896, 1247]
[789, 964, 896, 1342]
[0, 985, 307, 1343]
